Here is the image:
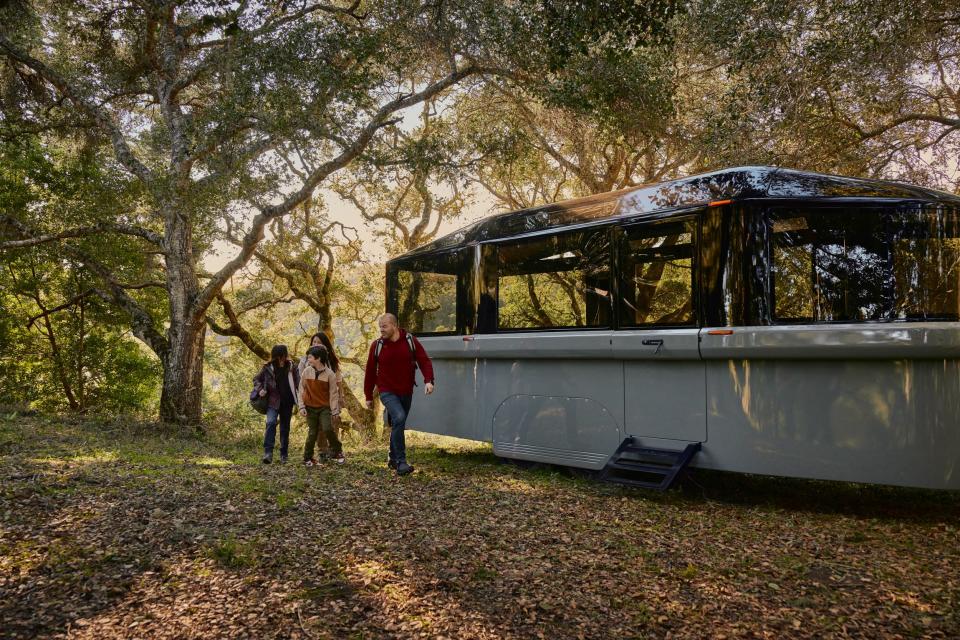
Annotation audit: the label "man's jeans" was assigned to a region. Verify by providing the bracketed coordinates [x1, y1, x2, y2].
[264, 403, 293, 459]
[380, 392, 413, 465]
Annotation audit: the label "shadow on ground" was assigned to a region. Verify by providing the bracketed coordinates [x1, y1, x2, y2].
[1, 415, 958, 639]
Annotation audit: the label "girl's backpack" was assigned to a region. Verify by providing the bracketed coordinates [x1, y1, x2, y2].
[249, 368, 269, 414]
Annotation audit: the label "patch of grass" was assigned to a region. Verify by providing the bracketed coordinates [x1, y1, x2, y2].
[236, 475, 272, 497]
[208, 535, 258, 569]
[298, 579, 355, 600]
[472, 566, 498, 581]
[276, 491, 299, 511]
[774, 554, 809, 574]
[678, 563, 698, 580]
[624, 542, 656, 563]
[0, 438, 19, 455]
[789, 596, 817, 608]
[631, 602, 653, 625]
[843, 530, 870, 544]
[194, 456, 233, 467]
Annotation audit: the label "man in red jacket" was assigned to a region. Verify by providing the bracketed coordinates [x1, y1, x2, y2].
[364, 313, 435, 476]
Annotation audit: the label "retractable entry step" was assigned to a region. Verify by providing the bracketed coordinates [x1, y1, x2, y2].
[600, 438, 701, 491]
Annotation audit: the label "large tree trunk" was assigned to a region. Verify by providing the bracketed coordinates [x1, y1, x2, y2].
[340, 379, 377, 438]
[159, 319, 206, 426]
[159, 206, 206, 426]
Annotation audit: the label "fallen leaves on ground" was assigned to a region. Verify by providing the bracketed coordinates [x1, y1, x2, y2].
[1, 415, 958, 639]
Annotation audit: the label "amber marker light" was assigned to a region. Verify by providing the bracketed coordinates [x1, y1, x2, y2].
[707, 329, 734, 335]
[708, 199, 733, 207]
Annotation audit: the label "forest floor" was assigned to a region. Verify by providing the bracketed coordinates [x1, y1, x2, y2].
[1, 413, 958, 639]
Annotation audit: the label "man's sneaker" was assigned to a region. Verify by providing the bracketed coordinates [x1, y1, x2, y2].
[387, 459, 397, 470]
[334, 453, 345, 464]
[262, 454, 272, 465]
[396, 462, 414, 476]
[279, 455, 288, 464]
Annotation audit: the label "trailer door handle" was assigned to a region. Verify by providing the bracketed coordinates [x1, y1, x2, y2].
[642, 338, 664, 355]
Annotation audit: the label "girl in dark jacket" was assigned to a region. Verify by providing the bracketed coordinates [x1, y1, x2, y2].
[253, 344, 300, 463]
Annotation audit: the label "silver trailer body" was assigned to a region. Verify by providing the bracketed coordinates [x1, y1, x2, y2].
[387, 167, 960, 490]
[409, 326, 960, 489]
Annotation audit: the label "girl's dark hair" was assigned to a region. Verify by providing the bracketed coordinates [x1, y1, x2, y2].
[270, 344, 288, 365]
[306, 345, 330, 367]
[310, 332, 339, 372]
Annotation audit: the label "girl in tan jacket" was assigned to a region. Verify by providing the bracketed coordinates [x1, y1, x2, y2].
[297, 345, 344, 465]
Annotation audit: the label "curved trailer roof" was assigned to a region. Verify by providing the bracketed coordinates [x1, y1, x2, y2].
[394, 166, 960, 260]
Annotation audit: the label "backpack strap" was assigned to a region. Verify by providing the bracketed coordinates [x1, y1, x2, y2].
[373, 334, 418, 375]
[405, 333, 418, 371]
[374, 337, 384, 375]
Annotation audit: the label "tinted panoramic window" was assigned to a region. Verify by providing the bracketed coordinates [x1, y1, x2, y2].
[770, 210, 887, 322]
[618, 219, 697, 327]
[396, 270, 457, 333]
[392, 250, 469, 334]
[495, 228, 611, 330]
[769, 206, 960, 323]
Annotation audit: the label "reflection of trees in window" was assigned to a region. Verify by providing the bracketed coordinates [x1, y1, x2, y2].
[496, 229, 610, 330]
[637, 260, 693, 324]
[772, 244, 814, 319]
[771, 207, 960, 322]
[397, 271, 456, 333]
[547, 271, 584, 323]
[892, 210, 960, 319]
[620, 221, 695, 326]
[499, 271, 587, 328]
[772, 213, 886, 321]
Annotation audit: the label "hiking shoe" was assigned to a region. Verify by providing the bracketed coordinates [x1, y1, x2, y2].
[334, 453, 345, 464]
[396, 462, 414, 476]
[262, 454, 272, 465]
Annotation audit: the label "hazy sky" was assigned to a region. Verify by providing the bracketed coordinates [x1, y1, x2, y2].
[202, 186, 497, 272]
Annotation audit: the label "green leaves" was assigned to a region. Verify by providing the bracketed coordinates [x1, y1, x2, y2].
[688, 0, 960, 183]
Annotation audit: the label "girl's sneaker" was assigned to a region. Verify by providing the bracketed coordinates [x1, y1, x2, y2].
[304, 460, 315, 467]
[334, 453, 345, 464]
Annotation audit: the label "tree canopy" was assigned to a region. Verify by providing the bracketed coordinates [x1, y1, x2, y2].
[1, 0, 958, 424]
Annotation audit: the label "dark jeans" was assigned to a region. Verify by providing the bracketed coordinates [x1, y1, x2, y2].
[380, 392, 413, 465]
[264, 403, 293, 458]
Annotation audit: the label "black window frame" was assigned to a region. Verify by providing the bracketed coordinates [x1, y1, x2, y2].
[386, 247, 474, 336]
